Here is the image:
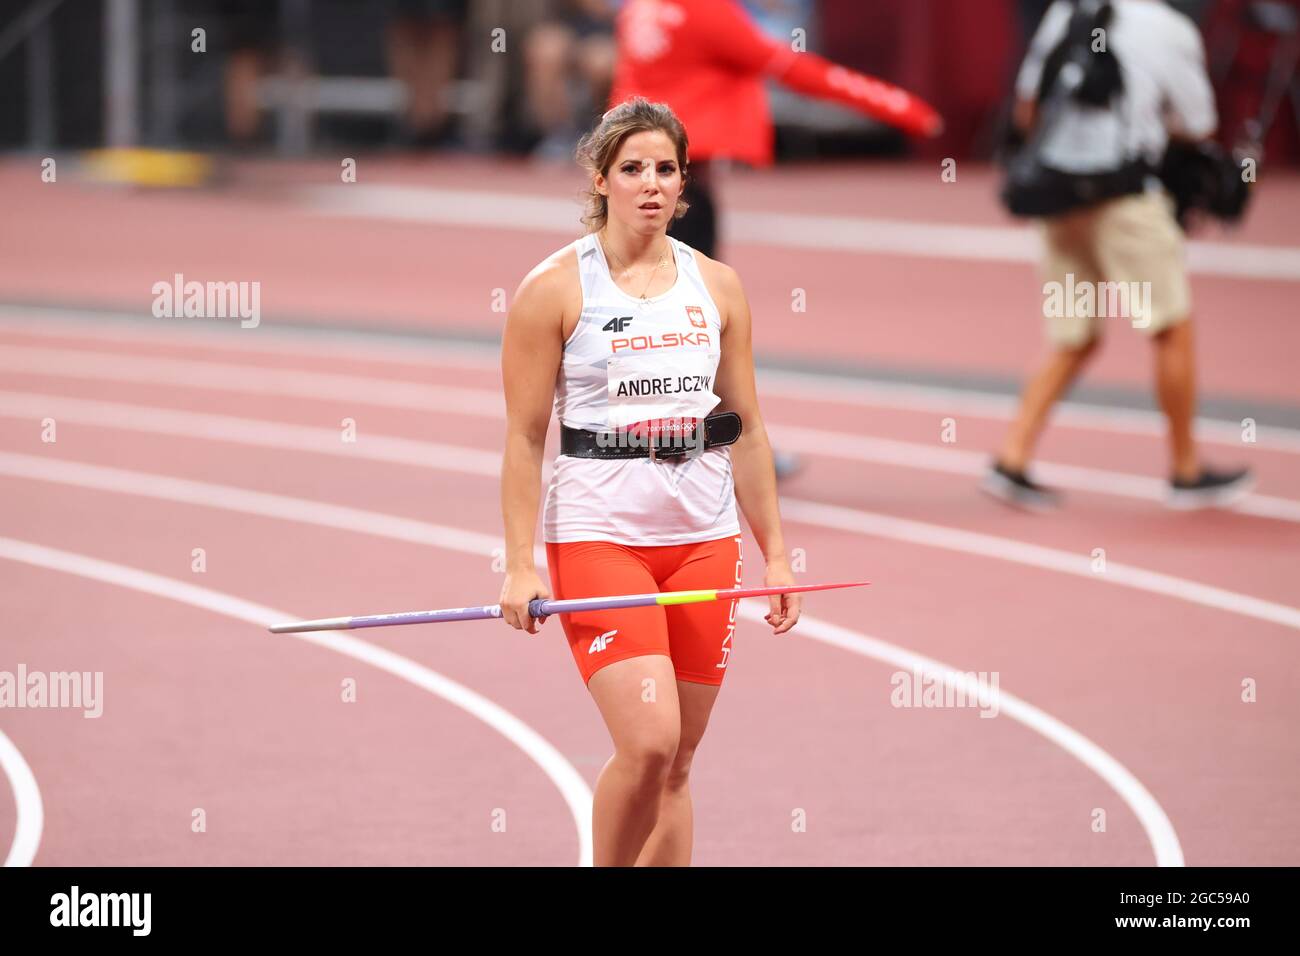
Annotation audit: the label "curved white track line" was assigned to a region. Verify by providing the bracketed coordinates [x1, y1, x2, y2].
[0, 453, 1184, 865]
[0, 536, 593, 868]
[3, 347, 1295, 519]
[778, 498, 1300, 632]
[1, 397, 1297, 631]
[5, 312, 1300, 455]
[751, 609, 1184, 866]
[0, 727, 42, 867]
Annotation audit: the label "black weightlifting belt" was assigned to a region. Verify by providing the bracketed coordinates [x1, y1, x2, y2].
[560, 411, 742, 461]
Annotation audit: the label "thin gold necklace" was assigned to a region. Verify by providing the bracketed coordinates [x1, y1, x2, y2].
[601, 230, 670, 300]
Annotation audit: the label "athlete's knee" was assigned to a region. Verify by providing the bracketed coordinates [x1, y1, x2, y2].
[663, 747, 696, 792]
[617, 733, 678, 787]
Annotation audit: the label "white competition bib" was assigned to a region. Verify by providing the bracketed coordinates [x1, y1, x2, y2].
[604, 350, 720, 434]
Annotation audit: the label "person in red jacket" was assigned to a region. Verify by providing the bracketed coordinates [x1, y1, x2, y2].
[609, 0, 941, 478]
[610, 0, 942, 255]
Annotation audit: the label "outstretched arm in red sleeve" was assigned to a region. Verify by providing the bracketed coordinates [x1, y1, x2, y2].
[693, 0, 943, 138]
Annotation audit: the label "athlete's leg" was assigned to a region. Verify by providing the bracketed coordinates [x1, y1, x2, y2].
[586, 654, 681, 866]
[631, 534, 739, 866]
[546, 540, 684, 866]
[634, 678, 720, 866]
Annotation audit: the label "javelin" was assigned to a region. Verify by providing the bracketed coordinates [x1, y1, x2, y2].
[267, 581, 869, 634]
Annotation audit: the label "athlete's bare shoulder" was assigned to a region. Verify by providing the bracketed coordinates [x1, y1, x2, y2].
[515, 241, 582, 307]
[512, 243, 585, 335]
[691, 248, 741, 292]
[688, 247, 745, 331]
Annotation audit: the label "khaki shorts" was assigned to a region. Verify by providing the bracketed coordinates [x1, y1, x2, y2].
[1039, 190, 1191, 348]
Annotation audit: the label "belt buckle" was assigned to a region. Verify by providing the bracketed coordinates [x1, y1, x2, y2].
[648, 431, 691, 462]
[644, 420, 699, 462]
[647, 430, 672, 462]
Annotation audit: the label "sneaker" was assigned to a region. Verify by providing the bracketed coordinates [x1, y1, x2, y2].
[1166, 466, 1255, 510]
[979, 460, 1062, 512]
[773, 449, 804, 481]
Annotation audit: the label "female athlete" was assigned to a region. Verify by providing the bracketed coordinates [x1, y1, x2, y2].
[498, 96, 799, 867]
[608, 0, 943, 481]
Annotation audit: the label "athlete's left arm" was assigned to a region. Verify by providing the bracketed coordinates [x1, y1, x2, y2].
[709, 260, 800, 635]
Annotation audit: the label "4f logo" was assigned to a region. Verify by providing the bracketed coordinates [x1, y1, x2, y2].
[603, 316, 634, 333]
[589, 629, 617, 654]
[685, 306, 706, 329]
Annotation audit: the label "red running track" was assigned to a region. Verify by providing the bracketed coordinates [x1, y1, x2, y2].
[0, 157, 1297, 866]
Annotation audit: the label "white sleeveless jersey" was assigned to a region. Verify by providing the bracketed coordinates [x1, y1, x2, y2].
[542, 233, 741, 545]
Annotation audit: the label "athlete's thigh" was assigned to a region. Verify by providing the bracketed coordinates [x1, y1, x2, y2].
[545, 540, 674, 687]
[658, 534, 743, 686]
[673, 678, 722, 760]
[588, 655, 682, 757]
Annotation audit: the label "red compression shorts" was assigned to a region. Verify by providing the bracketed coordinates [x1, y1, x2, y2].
[545, 534, 743, 687]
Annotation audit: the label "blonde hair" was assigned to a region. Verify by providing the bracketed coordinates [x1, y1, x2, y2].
[575, 97, 690, 233]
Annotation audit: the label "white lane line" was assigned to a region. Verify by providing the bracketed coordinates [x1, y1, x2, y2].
[779, 498, 1300, 632]
[5, 343, 1300, 514]
[3, 368, 1298, 525]
[1, 397, 1297, 629]
[0, 390, 502, 478]
[0, 344, 503, 419]
[5, 310, 1300, 455]
[0, 728, 42, 867]
[0, 536, 593, 868]
[0, 450, 502, 552]
[0, 306, 501, 367]
[299, 183, 1300, 282]
[739, 207, 1300, 283]
[773, 611, 1183, 866]
[0, 453, 1184, 865]
[754, 369, 1300, 456]
[764, 424, 1300, 524]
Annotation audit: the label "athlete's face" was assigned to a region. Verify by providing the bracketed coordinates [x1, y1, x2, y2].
[596, 130, 683, 235]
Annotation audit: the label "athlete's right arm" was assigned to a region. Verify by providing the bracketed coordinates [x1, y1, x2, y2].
[498, 255, 573, 633]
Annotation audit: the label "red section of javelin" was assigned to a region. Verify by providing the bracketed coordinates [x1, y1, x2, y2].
[713, 581, 871, 601]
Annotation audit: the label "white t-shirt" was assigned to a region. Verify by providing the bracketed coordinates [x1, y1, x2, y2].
[542, 233, 741, 546]
[1016, 0, 1217, 173]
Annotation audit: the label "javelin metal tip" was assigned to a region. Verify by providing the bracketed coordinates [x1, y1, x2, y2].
[268, 616, 351, 634]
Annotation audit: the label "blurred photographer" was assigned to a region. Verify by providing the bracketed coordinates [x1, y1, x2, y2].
[987, 0, 1254, 511]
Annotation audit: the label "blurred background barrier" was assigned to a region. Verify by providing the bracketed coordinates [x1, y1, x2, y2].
[2, 0, 1294, 165]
